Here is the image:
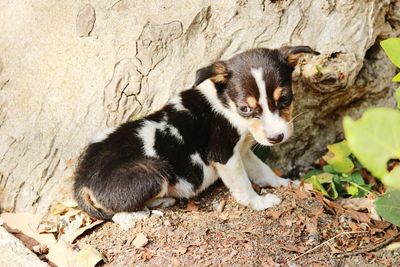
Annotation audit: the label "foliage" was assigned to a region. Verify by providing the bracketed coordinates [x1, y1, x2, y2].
[305, 38, 400, 227]
[341, 38, 400, 227]
[304, 141, 371, 200]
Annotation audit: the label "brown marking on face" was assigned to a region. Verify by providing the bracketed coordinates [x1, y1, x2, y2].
[280, 104, 293, 122]
[287, 54, 302, 67]
[246, 96, 258, 109]
[248, 119, 265, 137]
[211, 62, 229, 84]
[273, 87, 283, 102]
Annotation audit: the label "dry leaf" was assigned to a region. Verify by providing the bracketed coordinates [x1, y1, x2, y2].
[47, 239, 78, 267]
[76, 244, 106, 267]
[132, 233, 148, 249]
[64, 219, 103, 244]
[387, 242, 400, 251]
[281, 243, 307, 253]
[186, 201, 199, 212]
[1, 212, 56, 246]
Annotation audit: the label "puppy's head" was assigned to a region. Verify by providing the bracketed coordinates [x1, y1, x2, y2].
[194, 46, 319, 146]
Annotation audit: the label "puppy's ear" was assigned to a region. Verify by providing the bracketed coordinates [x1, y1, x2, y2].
[280, 46, 320, 67]
[193, 61, 229, 87]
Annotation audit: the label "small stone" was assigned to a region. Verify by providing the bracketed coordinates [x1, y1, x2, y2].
[131, 233, 148, 249]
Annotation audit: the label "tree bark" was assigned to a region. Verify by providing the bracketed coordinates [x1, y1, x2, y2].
[0, 0, 399, 215]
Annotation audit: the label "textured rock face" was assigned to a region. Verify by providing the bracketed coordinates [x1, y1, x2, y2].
[0, 0, 399, 214]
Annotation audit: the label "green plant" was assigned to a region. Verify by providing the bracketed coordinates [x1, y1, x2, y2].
[304, 141, 372, 200]
[342, 38, 400, 227]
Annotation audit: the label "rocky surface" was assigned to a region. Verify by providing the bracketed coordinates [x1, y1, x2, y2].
[0, 0, 399, 214]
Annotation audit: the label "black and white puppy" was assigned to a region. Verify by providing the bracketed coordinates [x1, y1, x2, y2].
[74, 46, 319, 220]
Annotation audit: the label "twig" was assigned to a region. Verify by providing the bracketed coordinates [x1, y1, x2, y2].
[291, 231, 367, 261]
[337, 233, 400, 256]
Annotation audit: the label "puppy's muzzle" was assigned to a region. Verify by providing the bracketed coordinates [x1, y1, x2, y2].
[267, 133, 284, 144]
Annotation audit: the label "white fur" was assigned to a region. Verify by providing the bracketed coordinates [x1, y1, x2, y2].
[242, 149, 292, 187]
[169, 178, 195, 198]
[137, 120, 167, 157]
[166, 124, 184, 143]
[197, 80, 248, 134]
[214, 136, 282, 210]
[169, 95, 190, 112]
[91, 127, 116, 143]
[190, 152, 219, 194]
[251, 68, 290, 145]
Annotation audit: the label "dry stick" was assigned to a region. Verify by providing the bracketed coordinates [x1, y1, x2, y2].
[291, 231, 368, 261]
[338, 233, 400, 256]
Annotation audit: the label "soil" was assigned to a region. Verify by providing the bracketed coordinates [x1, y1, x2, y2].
[76, 181, 400, 267]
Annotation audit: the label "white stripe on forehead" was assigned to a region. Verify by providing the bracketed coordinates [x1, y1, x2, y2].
[251, 67, 271, 115]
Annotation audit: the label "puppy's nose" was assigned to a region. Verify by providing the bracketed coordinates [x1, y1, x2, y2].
[267, 133, 284, 144]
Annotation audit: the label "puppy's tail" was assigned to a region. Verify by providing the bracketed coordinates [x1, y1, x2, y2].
[74, 184, 114, 220]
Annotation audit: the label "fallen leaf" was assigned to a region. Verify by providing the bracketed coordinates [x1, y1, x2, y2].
[76, 244, 106, 267]
[64, 219, 103, 244]
[387, 242, 400, 251]
[186, 201, 199, 212]
[281, 243, 307, 253]
[47, 239, 78, 267]
[1, 213, 56, 246]
[132, 233, 148, 249]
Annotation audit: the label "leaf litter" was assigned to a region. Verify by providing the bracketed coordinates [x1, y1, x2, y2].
[1, 173, 400, 266]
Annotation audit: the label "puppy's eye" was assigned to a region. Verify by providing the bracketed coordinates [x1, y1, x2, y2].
[278, 92, 292, 108]
[238, 106, 253, 116]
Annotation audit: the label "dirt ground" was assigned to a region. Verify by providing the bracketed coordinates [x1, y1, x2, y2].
[76, 181, 400, 267]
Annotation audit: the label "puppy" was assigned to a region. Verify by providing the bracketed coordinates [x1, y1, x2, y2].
[74, 46, 319, 219]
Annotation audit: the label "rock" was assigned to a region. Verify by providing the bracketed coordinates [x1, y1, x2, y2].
[0, 226, 48, 267]
[0, 0, 399, 215]
[131, 233, 148, 249]
[76, 4, 96, 37]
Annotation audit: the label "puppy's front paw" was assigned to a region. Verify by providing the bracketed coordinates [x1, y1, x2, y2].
[250, 194, 282, 210]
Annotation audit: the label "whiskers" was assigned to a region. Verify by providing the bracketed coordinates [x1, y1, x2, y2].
[289, 111, 310, 124]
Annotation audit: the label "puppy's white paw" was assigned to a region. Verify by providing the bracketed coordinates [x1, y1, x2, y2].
[250, 194, 282, 210]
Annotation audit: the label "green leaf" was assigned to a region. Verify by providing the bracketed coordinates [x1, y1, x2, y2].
[343, 108, 400, 179]
[303, 169, 323, 179]
[346, 184, 359, 196]
[393, 73, 400, 82]
[383, 166, 400, 190]
[396, 88, 400, 109]
[375, 190, 400, 227]
[305, 173, 338, 199]
[334, 172, 371, 197]
[322, 164, 338, 174]
[381, 38, 400, 68]
[322, 141, 354, 173]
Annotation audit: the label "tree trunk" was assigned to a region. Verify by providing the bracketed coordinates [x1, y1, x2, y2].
[0, 0, 399, 215]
